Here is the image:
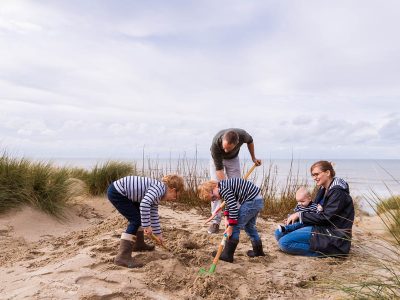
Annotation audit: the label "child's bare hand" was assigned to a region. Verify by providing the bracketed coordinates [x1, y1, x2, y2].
[143, 227, 152, 236]
[224, 225, 233, 237]
[286, 212, 299, 225]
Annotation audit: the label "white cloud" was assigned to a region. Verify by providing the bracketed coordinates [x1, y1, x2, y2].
[379, 117, 400, 143]
[0, 0, 399, 160]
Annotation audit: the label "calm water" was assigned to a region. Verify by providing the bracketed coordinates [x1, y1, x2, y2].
[47, 157, 400, 198]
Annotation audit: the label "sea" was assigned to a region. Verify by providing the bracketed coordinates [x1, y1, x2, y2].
[46, 157, 400, 213]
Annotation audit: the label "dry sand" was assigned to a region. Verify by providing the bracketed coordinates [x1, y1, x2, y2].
[0, 196, 393, 300]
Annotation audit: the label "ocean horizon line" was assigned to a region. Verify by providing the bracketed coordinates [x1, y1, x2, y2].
[28, 156, 400, 161]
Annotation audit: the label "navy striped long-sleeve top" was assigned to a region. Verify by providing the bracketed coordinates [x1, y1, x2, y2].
[113, 176, 166, 234]
[219, 178, 261, 225]
[294, 202, 318, 213]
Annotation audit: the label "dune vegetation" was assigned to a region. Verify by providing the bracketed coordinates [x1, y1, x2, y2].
[333, 187, 400, 299]
[0, 152, 135, 216]
[0, 151, 307, 218]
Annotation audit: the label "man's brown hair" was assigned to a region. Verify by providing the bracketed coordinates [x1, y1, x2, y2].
[223, 130, 239, 145]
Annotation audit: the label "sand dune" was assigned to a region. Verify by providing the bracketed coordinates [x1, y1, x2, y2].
[0, 196, 391, 299]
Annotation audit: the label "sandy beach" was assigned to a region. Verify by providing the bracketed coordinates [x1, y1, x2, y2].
[0, 196, 391, 300]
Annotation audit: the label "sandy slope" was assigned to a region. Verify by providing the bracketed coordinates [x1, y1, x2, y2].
[0, 196, 393, 300]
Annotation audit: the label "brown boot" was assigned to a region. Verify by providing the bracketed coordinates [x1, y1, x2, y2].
[132, 230, 155, 252]
[247, 239, 266, 257]
[114, 236, 144, 268]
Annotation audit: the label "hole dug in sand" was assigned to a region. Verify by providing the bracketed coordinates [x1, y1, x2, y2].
[181, 240, 200, 250]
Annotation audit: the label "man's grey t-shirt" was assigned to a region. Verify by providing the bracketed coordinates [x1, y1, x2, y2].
[210, 128, 253, 171]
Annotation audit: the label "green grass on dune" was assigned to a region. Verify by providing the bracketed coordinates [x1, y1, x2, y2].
[377, 195, 400, 214]
[84, 161, 136, 196]
[0, 152, 141, 216]
[375, 195, 400, 244]
[0, 154, 78, 216]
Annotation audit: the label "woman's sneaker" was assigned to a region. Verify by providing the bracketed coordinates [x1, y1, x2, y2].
[207, 223, 220, 234]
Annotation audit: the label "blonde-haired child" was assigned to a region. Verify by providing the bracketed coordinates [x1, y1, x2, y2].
[198, 177, 265, 263]
[107, 174, 184, 268]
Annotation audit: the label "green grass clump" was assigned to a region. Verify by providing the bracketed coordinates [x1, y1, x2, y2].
[85, 161, 137, 196]
[0, 152, 140, 214]
[376, 195, 400, 245]
[376, 195, 400, 214]
[0, 153, 81, 216]
[28, 163, 77, 215]
[0, 156, 33, 212]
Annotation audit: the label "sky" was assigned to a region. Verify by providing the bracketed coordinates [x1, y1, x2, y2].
[1, 0, 400, 161]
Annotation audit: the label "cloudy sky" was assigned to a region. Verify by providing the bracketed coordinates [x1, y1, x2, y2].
[1, 0, 399, 161]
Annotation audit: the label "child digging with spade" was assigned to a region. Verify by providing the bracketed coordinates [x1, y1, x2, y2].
[198, 177, 265, 263]
[107, 174, 184, 268]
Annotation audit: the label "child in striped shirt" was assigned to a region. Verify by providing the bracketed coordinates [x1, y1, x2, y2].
[107, 174, 184, 268]
[275, 187, 321, 241]
[198, 177, 265, 263]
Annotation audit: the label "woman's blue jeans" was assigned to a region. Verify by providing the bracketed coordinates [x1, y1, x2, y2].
[231, 195, 264, 241]
[276, 226, 321, 257]
[107, 184, 141, 235]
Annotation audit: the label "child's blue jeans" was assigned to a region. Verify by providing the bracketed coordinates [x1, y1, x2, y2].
[107, 183, 141, 235]
[231, 195, 264, 241]
[274, 222, 304, 241]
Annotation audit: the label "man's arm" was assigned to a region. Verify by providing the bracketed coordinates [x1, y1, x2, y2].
[247, 142, 261, 166]
[211, 142, 226, 180]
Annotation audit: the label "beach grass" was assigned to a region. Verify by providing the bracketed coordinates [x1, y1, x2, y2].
[0, 152, 313, 218]
[136, 154, 210, 212]
[373, 193, 400, 246]
[0, 153, 80, 216]
[377, 195, 400, 213]
[134, 156, 308, 216]
[332, 187, 400, 298]
[259, 159, 310, 219]
[83, 161, 136, 196]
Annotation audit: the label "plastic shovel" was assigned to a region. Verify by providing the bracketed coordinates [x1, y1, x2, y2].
[198, 233, 228, 275]
[150, 234, 170, 251]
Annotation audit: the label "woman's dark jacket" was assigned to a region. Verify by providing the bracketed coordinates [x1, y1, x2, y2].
[300, 177, 355, 256]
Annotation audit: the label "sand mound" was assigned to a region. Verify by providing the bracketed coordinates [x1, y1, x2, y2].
[0, 196, 395, 299]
